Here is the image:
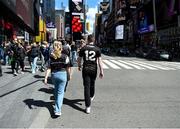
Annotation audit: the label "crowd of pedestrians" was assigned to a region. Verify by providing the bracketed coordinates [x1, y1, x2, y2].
[0, 34, 104, 117]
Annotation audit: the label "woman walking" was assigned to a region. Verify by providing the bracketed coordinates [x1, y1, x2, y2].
[44, 40, 71, 117]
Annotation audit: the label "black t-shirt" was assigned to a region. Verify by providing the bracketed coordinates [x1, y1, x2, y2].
[79, 44, 101, 73]
[49, 53, 70, 73]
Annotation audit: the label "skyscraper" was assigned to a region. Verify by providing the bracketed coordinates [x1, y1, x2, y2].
[43, 0, 55, 24]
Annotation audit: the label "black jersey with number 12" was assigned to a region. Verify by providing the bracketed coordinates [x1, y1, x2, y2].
[79, 44, 101, 74]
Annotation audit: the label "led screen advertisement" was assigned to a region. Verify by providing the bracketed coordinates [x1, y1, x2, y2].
[138, 1, 154, 34]
[115, 25, 124, 40]
[72, 15, 83, 32]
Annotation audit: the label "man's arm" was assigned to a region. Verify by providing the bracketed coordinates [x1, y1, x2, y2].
[97, 57, 104, 78]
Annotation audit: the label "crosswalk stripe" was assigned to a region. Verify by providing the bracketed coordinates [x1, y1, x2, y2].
[103, 60, 121, 69]
[160, 62, 180, 69]
[118, 60, 145, 70]
[127, 61, 158, 70]
[102, 62, 109, 69]
[134, 61, 176, 70]
[110, 60, 133, 69]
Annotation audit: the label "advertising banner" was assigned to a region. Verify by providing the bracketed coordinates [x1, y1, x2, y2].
[71, 0, 83, 13]
[115, 25, 124, 40]
[100, 2, 110, 13]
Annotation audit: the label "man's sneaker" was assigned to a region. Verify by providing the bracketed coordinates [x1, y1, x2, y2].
[54, 112, 62, 116]
[20, 71, 24, 74]
[86, 107, 91, 114]
[13, 72, 18, 76]
[91, 95, 95, 101]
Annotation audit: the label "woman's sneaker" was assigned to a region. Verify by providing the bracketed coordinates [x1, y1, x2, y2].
[54, 112, 62, 116]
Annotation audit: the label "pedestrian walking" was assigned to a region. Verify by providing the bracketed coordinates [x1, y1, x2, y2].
[71, 41, 78, 66]
[78, 34, 104, 114]
[40, 41, 50, 72]
[61, 39, 72, 92]
[44, 40, 71, 117]
[0, 45, 3, 76]
[30, 42, 40, 74]
[16, 41, 26, 73]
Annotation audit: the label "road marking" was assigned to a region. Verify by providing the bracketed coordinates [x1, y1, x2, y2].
[110, 60, 133, 69]
[118, 60, 145, 70]
[102, 62, 109, 69]
[127, 61, 158, 70]
[134, 61, 176, 70]
[103, 60, 121, 69]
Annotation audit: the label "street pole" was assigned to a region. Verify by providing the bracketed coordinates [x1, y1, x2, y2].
[83, 0, 86, 35]
[152, 0, 158, 47]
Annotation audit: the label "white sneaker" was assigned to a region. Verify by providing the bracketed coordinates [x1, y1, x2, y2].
[91, 95, 95, 101]
[86, 107, 91, 114]
[13, 72, 18, 76]
[55, 112, 62, 116]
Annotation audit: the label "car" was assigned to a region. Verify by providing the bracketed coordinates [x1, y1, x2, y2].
[145, 49, 172, 61]
[101, 48, 110, 55]
[116, 48, 130, 56]
[135, 47, 149, 58]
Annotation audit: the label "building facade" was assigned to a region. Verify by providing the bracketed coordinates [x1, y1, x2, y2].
[0, 0, 40, 43]
[55, 10, 65, 39]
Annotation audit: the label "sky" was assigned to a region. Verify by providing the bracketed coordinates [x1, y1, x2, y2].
[55, 0, 103, 33]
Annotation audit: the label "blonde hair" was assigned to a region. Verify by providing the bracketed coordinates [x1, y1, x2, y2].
[51, 41, 62, 59]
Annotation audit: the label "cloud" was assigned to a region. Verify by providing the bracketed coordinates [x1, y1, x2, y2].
[86, 6, 98, 33]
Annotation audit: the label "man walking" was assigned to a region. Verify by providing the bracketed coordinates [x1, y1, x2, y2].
[78, 34, 104, 114]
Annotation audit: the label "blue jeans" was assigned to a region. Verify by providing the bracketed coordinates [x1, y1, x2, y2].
[71, 51, 77, 65]
[51, 71, 67, 113]
[31, 57, 38, 73]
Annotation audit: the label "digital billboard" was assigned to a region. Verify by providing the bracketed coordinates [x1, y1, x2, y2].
[115, 25, 124, 40]
[72, 15, 82, 32]
[138, 1, 154, 33]
[71, 0, 83, 13]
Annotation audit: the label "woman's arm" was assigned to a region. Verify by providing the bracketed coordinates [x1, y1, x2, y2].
[44, 68, 51, 84]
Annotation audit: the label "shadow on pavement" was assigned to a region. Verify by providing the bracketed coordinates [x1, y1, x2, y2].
[0, 80, 42, 98]
[63, 98, 85, 113]
[39, 87, 54, 94]
[23, 99, 58, 118]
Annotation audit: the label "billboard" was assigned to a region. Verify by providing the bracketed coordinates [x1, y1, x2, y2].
[138, 1, 154, 33]
[72, 15, 82, 32]
[116, 0, 127, 21]
[71, 0, 83, 13]
[115, 25, 124, 40]
[100, 2, 110, 13]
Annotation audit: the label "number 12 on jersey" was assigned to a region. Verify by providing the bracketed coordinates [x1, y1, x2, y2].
[85, 50, 96, 61]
